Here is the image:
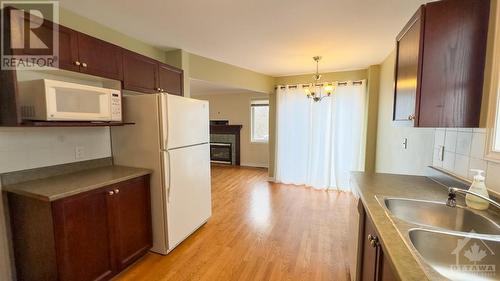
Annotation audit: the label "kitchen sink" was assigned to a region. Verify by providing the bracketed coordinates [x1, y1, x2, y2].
[384, 198, 500, 235]
[410, 229, 500, 281]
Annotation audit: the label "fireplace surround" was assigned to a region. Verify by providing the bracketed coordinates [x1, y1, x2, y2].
[209, 121, 242, 165]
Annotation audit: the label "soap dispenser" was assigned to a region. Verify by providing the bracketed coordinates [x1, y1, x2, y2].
[466, 169, 490, 210]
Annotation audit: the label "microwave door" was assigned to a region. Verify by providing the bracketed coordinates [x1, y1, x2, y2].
[45, 86, 112, 121]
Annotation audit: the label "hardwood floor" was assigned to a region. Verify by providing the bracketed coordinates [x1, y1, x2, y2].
[114, 165, 352, 281]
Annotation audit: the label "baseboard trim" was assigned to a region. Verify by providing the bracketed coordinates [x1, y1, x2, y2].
[240, 162, 269, 168]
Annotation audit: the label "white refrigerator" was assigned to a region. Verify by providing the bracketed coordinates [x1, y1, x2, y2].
[111, 93, 212, 255]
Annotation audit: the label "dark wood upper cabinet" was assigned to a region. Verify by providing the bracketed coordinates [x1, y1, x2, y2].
[122, 52, 184, 96]
[57, 25, 80, 72]
[122, 50, 159, 93]
[7, 175, 152, 281]
[394, 0, 490, 127]
[158, 63, 184, 96]
[393, 7, 424, 122]
[77, 33, 123, 81]
[420, 0, 490, 127]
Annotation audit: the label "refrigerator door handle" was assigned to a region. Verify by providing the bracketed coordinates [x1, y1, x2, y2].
[159, 93, 169, 151]
[166, 149, 172, 203]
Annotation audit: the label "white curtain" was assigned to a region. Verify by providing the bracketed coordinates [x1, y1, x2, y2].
[274, 81, 367, 191]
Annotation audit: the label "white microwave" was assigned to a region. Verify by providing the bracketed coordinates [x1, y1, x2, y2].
[18, 79, 122, 122]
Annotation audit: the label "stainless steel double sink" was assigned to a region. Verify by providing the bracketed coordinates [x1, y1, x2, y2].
[381, 197, 500, 281]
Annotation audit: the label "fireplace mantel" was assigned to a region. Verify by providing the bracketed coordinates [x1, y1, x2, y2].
[210, 125, 243, 134]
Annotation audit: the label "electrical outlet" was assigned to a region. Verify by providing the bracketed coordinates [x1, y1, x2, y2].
[75, 146, 85, 160]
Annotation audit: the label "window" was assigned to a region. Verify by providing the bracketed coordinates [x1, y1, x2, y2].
[250, 99, 269, 143]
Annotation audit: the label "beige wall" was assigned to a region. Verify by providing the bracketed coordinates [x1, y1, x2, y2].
[196, 93, 270, 168]
[190, 54, 275, 94]
[365, 65, 381, 173]
[375, 51, 435, 175]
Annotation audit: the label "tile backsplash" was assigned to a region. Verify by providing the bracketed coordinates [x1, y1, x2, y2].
[432, 128, 500, 193]
[0, 127, 111, 174]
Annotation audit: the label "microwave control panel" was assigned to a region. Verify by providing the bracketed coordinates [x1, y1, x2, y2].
[111, 91, 122, 121]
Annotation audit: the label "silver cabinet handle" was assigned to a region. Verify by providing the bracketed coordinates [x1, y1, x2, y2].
[157, 87, 162, 92]
[114, 189, 119, 194]
[108, 190, 114, 196]
[81, 62, 88, 68]
[408, 114, 415, 121]
[74, 61, 81, 66]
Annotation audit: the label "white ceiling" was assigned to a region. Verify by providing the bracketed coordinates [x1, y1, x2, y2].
[60, 0, 428, 76]
[190, 79, 265, 96]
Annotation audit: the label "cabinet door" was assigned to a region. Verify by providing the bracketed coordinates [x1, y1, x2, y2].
[52, 188, 115, 281]
[57, 25, 80, 72]
[360, 213, 380, 281]
[110, 176, 152, 269]
[158, 63, 183, 96]
[419, 0, 490, 127]
[393, 7, 423, 123]
[360, 210, 398, 281]
[77, 32, 123, 80]
[379, 254, 398, 281]
[122, 50, 159, 93]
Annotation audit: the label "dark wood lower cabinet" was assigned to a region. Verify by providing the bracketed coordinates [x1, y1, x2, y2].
[52, 188, 115, 281]
[360, 206, 398, 281]
[8, 175, 151, 281]
[111, 176, 152, 269]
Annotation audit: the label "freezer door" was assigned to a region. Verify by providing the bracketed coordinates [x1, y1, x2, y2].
[160, 94, 209, 150]
[163, 143, 211, 251]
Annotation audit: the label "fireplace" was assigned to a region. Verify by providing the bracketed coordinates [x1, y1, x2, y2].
[210, 142, 233, 164]
[209, 121, 242, 165]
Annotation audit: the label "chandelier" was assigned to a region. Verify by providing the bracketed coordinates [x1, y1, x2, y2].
[304, 56, 333, 102]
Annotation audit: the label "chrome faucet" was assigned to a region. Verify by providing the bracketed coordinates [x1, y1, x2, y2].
[447, 187, 500, 210]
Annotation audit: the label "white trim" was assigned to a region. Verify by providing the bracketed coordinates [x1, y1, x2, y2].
[250, 139, 269, 144]
[250, 99, 270, 143]
[240, 162, 269, 168]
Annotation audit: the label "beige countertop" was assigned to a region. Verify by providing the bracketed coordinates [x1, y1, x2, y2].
[351, 172, 456, 281]
[2, 165, 152, 201]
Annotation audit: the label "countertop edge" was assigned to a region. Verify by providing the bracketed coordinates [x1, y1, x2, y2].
[2, 167, 152, 202]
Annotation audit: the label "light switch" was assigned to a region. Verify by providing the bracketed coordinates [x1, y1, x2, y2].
[402, 138, 408, 149]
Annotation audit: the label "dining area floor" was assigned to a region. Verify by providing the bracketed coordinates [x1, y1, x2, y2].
[115, 165, 352, 281]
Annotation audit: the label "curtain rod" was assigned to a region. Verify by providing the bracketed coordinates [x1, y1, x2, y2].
[275, 80, 364, 90]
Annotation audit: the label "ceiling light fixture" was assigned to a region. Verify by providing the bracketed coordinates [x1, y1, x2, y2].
[305, 56, 333, 102]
